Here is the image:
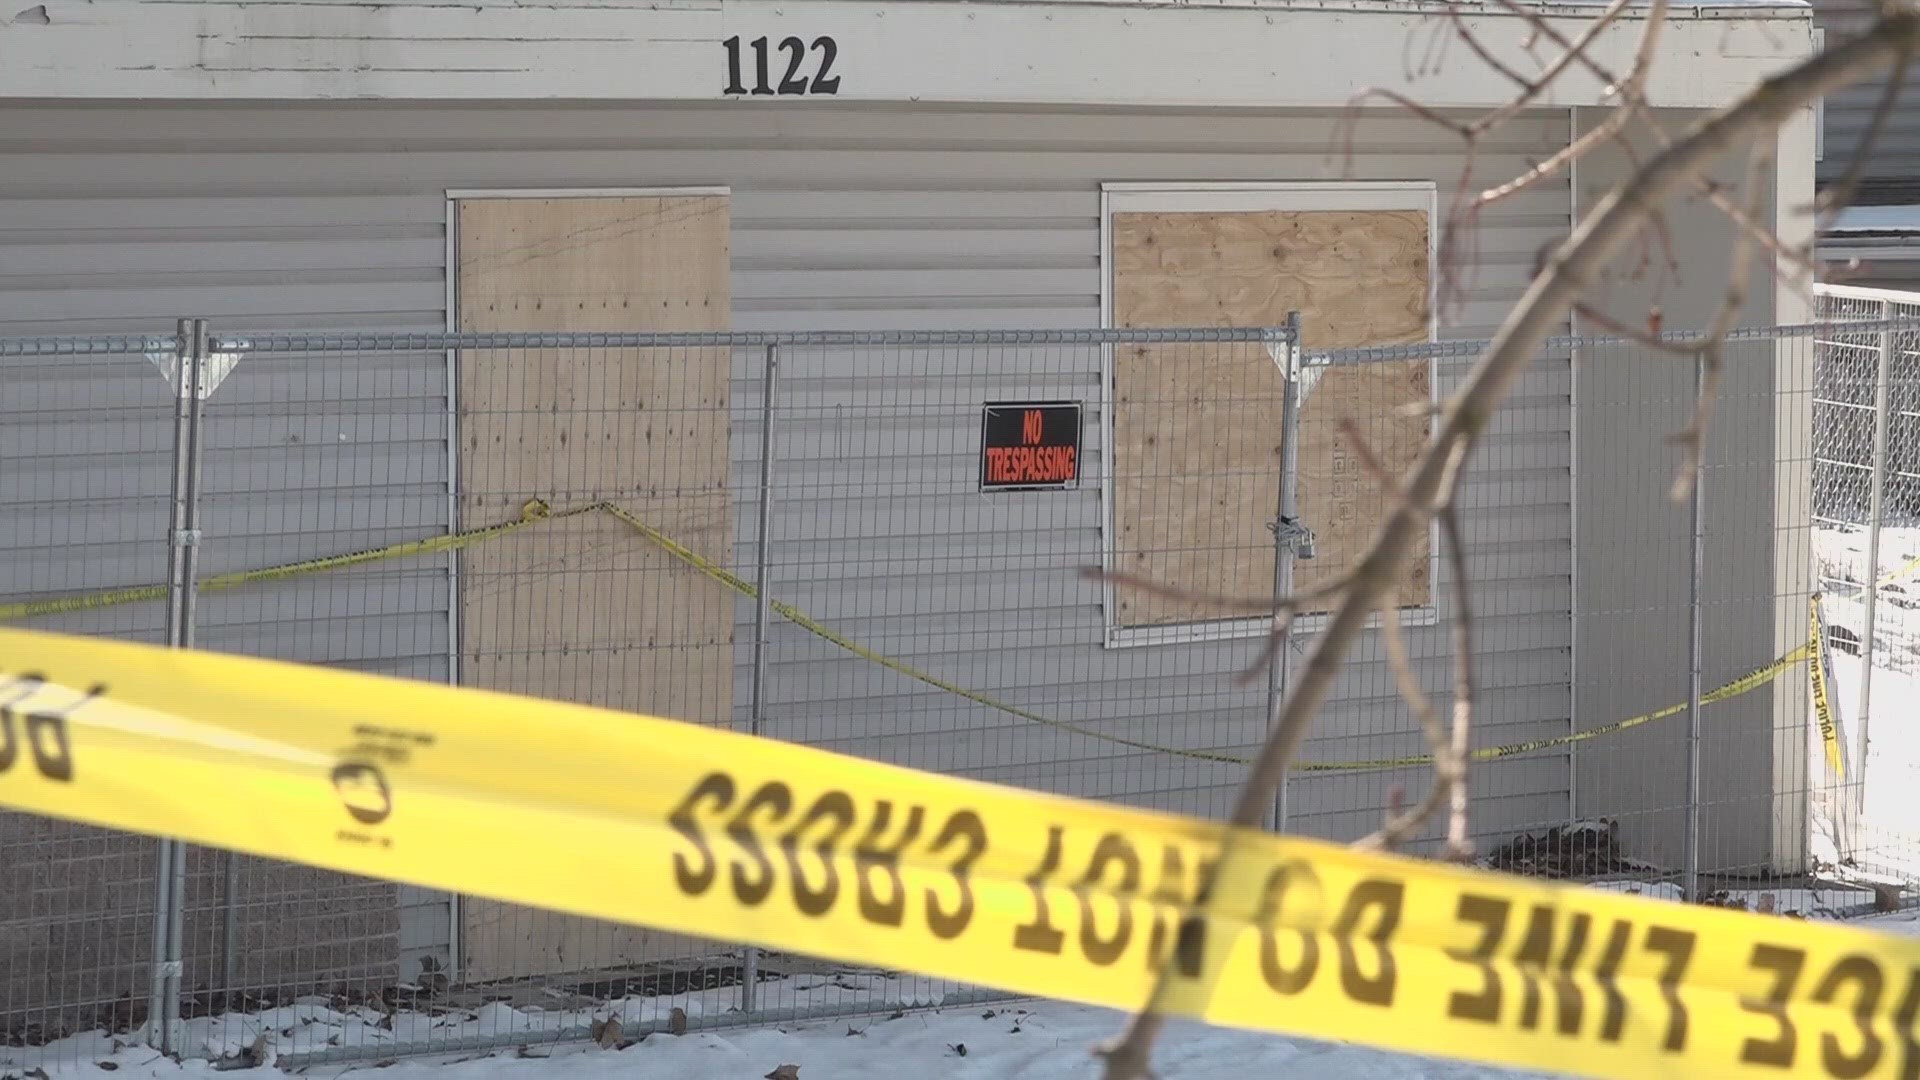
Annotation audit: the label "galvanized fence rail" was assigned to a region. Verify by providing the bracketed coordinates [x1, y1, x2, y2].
[0, 316, 1908, 1070]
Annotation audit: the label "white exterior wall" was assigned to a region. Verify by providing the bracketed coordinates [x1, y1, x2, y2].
[0, 0, 1811, 108]
[0, 101, 1575, 838]
[0, 0, 1820, 1005]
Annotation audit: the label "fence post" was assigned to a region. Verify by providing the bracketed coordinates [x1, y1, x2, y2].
[1683, 351, 1707, 901]
[740, 341, 780, 1015]
[1269, 312, 1308, 833]
[149, 317, 209, 1052]
[1856, 300, 1894, 834]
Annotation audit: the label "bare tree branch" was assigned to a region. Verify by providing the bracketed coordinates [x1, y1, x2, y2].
[1573, 301, 1699, 355]
[1478, 0, 1671, 206]
[1319, 497, 1476, 859]
[1700, 177, 1827, 279]
[1099, 14, 1920, 1078]
[1081, 567, 1351, 616]
[1337, 417, 1397, 490]
[1448, 7, 1548, 92]
[1480, 110, 1631, 205]
[1083, 566, 1359, 687]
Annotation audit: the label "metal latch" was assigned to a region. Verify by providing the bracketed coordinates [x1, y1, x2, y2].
[1269, 516, 1316, 560]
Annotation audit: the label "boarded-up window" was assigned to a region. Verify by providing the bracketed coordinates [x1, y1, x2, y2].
[453, 193, 731, 981]
[1108, 190, 1433, 630]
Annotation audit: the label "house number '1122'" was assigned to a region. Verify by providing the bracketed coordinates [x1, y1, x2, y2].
[723, 35, 841, 96]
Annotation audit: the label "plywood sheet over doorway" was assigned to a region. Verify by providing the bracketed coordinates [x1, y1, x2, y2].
[454, 194, 733, 983]
[1110, 208, 1432, 627]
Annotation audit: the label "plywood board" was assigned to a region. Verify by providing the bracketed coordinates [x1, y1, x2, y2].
[455, 195, 733, 983]
[1111, 209, 1431, 627]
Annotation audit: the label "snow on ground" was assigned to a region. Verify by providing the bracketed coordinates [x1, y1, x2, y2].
[1858, 907, 1920, 937]
[1812, 522, 1920, 874]
[1826, 650, 1920, 850]
[1825, 204, 1920, 235]
[1813, 523, 1920, 585]
[0, 889, 1901, 1080]
[1585, 879, 1882, 916]
[10, 989, 1554, 1080]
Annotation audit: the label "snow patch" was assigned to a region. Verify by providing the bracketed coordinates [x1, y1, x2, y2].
[1826, 204, 1920, 235]
[5, 994, 1566, 1080]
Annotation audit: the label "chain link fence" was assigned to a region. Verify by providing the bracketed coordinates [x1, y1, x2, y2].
[0, 316, 1906, 1071]
[1811, 285, 1920, 881]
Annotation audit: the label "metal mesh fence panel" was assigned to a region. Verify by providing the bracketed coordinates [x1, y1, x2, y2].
[6, 316, 1920, 1072]
[180, 336, 449, 1062]
[0, 334, 180, 1072]
[1282, 336, 1575, 859]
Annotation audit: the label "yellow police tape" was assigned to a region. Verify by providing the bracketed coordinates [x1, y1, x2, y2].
[0, 500, 1817, 775]
[1810, 593, 1846, 778]
[1877, 552, 1920, 590]
[0, 626, 1911, 1080]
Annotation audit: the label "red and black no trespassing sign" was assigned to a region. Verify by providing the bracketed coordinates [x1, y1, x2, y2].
[980, 402, 1081, 491]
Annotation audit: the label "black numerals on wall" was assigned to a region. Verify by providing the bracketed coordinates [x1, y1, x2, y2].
[723, 36, 840, 96]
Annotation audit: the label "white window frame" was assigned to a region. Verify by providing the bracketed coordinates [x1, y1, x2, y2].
[1097, 180, 1441, 650]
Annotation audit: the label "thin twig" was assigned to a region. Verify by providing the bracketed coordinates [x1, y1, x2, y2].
[1448, 6, 1543, 90]
[1343, 88, 1475, 137]
[1081, 567, 1351, 616]
[1353, 597, 1455, 851]
[1337, 417, 1397, 490]
[1466, 0, 1635, 132]
[1479, 113, 1631, 205]
[1670, 142, 1773, 502]
[1480, 5, 1669, 207]
[1701, 179, 1826, 279]
[1573, 302, 1700, 356]
[1440, 506, 1475, 859]
[1818, 36, 1914, 217]
[1087, 567, 1358, 686]
[1487, 0, 1635, 94]
[1082, 565, 1358, 688]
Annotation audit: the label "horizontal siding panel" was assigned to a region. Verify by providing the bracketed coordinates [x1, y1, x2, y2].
[0, 150, 1585, 192]
[1, 415, 176, 460]
[1813, 0, 1920, 197]
[196, 573, 450, 631]
[0, 106, 1563, 149]
[737, 267, 1093, 301]
[734, 227, 1097, 265]
[873, 745, 1572, 813]
[193, 613, 448, 670]
[740, 545, 1573, 601]
[754, 614, 1570, 689]
[780, 679, 1573, 745]
[0, 100, 1573, 874]
[751, 475, 1566, 539]
[748, 577, 1570, 647]
[0, 195, 439, 231]
[761, 492, 1568, 554]
[0, 281, 444, 323]
[1, 238, 444, 276]
[773, 620, 1571, 692]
